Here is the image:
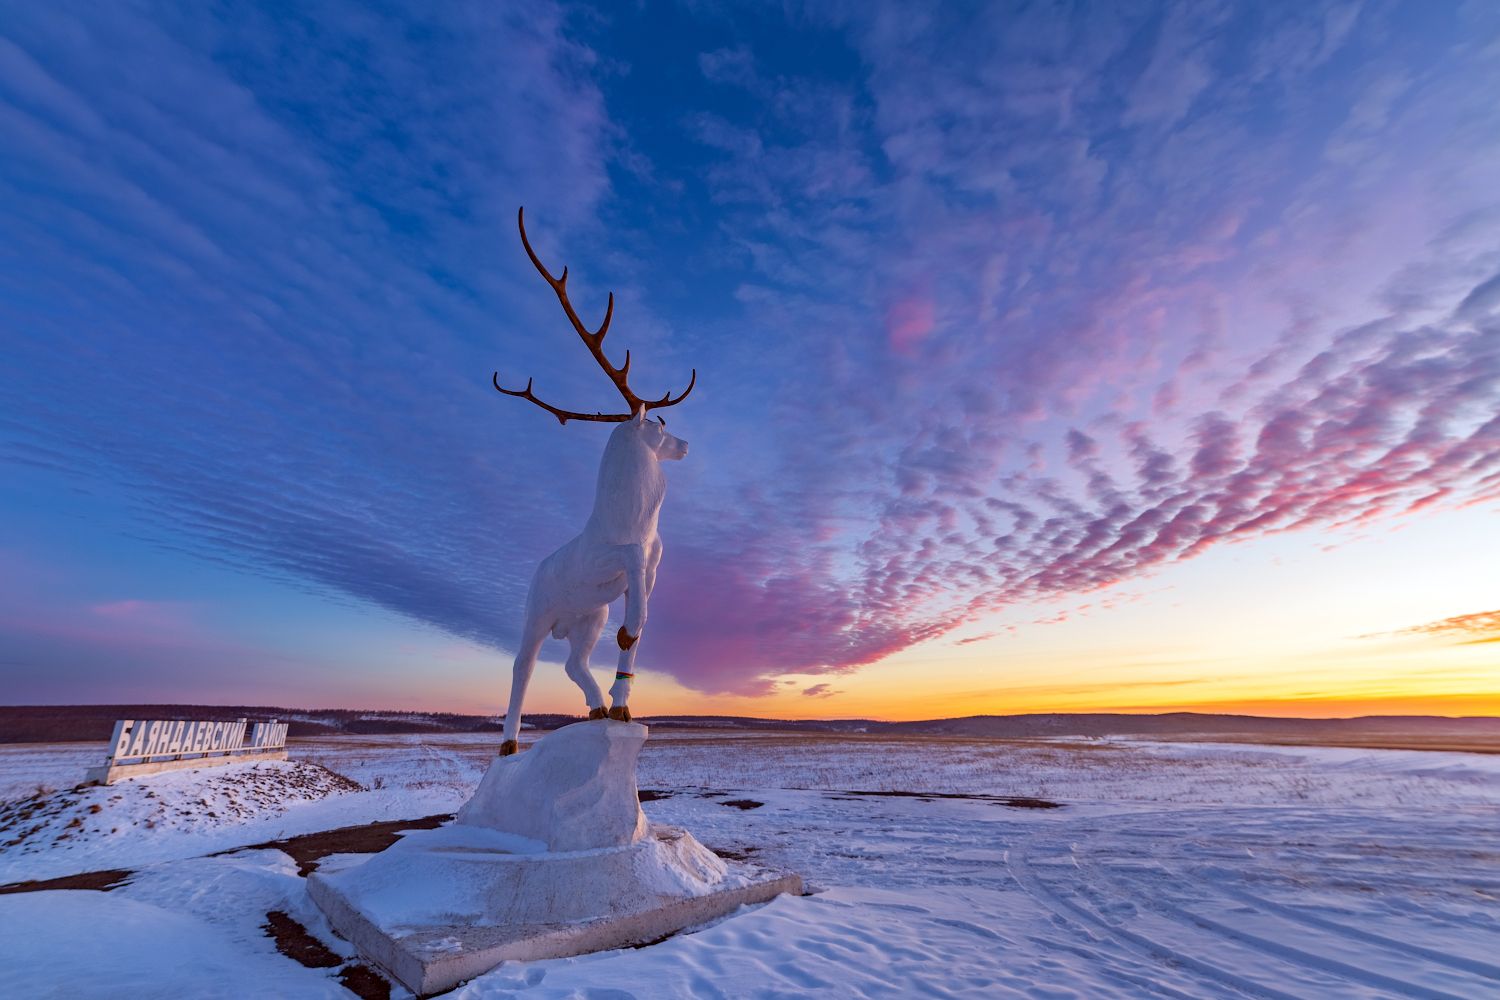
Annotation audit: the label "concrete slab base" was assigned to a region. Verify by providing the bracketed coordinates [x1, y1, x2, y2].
[308, 823, 800, 996]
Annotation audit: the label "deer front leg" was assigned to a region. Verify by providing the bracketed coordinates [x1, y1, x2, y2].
[609, 546, 656, 721]
[614, 543, 649, 649]
[608, 641, 638, 721]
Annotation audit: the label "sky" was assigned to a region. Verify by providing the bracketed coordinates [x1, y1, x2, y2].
[1, 1, 1498, 721]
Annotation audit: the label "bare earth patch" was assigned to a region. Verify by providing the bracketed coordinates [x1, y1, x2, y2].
[834, 789, 1063, 808]
[232, 813, 452, 876]
[338, 962, 393, 1000]
[0, 813, 453, 894]
[0, 867, 133, 895]
[263, 909, 340, 967]
[263, 908, 391, 1000]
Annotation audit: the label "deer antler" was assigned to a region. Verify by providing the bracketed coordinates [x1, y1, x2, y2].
[493, 207, 696, 424]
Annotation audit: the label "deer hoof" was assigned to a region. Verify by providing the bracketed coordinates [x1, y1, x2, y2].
[607, 706, 632, 722]
[588, 706, 608, 721]
[498, 739, 519, 757]
[617, 626, 637, 650]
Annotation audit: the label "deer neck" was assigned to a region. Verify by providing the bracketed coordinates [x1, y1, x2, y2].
[586, 435, 664, 543]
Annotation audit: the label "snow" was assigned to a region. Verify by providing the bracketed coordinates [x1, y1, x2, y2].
[457, 886, 1115, 999]
[2, 731, 1499, 998]
[0, 853, 351, 998]
[0, 738, 487, 883]
[0, 759, 363, 883]
[0, 742, 107, 800]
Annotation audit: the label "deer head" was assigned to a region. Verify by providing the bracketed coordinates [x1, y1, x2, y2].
[493, 207, 696, 425]
[621, 406, 689, 462]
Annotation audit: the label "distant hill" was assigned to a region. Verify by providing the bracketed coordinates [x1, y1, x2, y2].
[0, 705, 563, 744]
[2, 705, 1497, 745]
[644, 712, 1500, 739]
[876, 712, 1500, 739]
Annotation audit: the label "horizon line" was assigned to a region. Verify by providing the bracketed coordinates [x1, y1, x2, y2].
[4, 703, 1499, 724]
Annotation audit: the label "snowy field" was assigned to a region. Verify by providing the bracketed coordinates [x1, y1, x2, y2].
[2, 730, 1499, 998]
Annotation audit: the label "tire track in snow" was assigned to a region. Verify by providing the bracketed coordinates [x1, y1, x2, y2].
[1015, 807, 1497, 1000]
[1084, 810, 1500, 998]
[1009, 834, 1305, 1000]
[1215, 883, 1500, 984]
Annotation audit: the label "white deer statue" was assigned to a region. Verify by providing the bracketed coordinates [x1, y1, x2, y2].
[490, 208, 694, 756]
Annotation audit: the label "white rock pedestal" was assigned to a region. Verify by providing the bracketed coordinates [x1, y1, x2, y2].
[308, 721, 800, 996]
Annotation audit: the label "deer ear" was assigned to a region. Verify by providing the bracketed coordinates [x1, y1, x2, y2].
[632, 406, 647, 424]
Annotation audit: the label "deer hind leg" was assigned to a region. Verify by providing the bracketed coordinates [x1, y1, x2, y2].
[562, 608, 608, 717]
[500, 618, 548, 755]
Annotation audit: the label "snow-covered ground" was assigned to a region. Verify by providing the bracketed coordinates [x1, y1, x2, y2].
[2, 730, 1498, 998]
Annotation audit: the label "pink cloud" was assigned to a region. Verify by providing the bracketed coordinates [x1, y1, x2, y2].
[886, 295, 935, 356]
[88, 599, 194, 628]
[4, 597, 209, 650]
[639, 258, 1498, 695]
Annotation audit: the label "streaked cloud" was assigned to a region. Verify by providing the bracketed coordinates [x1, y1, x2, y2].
[1392, 610, 1500, 646]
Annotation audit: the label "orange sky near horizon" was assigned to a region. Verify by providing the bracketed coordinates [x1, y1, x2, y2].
[387, 502, 1498, 722]
[8, 494, 1492, 723]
